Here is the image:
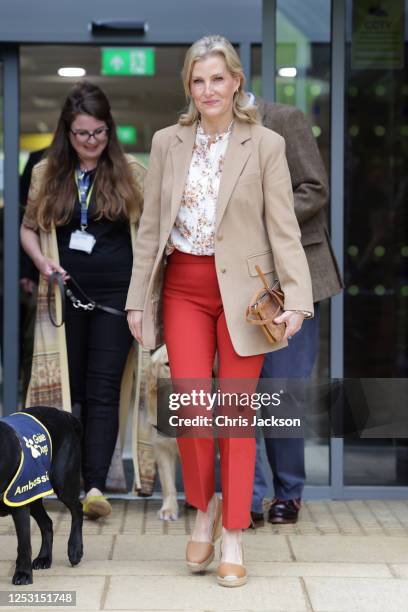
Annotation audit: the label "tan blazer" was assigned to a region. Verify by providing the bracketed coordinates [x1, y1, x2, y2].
[126, 119, 313, 357]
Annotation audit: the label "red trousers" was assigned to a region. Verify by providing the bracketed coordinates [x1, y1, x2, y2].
[163, 250, 264, 528]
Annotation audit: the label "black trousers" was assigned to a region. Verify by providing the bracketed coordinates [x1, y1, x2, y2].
[65, 301, 132, 492]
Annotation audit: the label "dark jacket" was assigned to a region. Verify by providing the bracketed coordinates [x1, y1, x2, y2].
[256, 98, 343, 302]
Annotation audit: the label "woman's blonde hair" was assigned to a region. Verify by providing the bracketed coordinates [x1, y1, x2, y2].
[179, 35, 259, 125]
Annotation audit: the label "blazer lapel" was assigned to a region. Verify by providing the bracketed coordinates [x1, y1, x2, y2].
[215, 121, 252, 229]
[169, 123, 196, 226]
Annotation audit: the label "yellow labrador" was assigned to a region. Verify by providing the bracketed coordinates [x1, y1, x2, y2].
[146, 345, 179, 521]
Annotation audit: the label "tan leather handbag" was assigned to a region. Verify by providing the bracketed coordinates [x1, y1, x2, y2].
[246, 265, 285, 344]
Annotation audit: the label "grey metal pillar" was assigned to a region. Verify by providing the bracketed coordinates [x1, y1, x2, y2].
[239, 42, 251, 89]
[262, 0, 276, 101]
[330, 0, 346, 498]
[2, 46, 20, 415]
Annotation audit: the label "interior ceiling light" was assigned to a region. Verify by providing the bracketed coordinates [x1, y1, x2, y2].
[58, 67, 86, 78]
[278, 67, 297, 78]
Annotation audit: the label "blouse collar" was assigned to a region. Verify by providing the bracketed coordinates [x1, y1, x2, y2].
[196, 119, 234, 143]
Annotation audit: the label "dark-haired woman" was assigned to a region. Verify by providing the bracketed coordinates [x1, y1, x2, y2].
[21, 81, 145, 519]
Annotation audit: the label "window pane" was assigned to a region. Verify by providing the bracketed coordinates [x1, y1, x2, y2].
[251, 0, 332, 486]
[344, 0, 408, 485]
[0, 61, 3, 414]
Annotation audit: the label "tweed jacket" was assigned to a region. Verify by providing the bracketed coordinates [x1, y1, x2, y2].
[256, 99, 343, 302]
[126, 119, 313, 357]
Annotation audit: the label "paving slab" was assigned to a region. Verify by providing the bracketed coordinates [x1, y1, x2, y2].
[304, 576, 408, 612]
[112, 534, 292, 562]
[36, 559, 190, 577]
[0, 519, 14, 536]
[389, 564, 408, 578]
[0, 561, 12, 578]
[3, 558, 393, 581]
[0, 575, 105, 610]
[120, 507, 145, 533]
[54, 522, 102, 536]
[105, 575, 308, 611]
[0, 535, 113, 562]
[249, 561, 392, 578]
[2, 500, 408, 611]
[289, 535, 408, 563]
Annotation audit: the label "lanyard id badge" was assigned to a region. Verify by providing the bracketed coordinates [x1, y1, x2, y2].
[69, 169, 96, 254]
[69, 230, 96, 254]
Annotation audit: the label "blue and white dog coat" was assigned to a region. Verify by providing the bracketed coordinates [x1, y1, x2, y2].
[1, 412, 54, 506]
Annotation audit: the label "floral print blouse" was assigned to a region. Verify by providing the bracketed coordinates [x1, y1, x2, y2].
[167, 121, 233, 256]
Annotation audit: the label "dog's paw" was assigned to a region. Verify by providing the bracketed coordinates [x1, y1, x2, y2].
[32, 555, 52, 570]
[68, 543, 83, 566]
[12, 569, 33, 585]
[157, 505, 178, 521]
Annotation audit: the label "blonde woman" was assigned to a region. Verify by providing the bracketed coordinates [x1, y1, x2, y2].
[127, 35, 313, 586]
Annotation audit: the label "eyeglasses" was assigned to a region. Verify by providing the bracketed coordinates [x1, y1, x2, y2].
[70, 127, 109, 143]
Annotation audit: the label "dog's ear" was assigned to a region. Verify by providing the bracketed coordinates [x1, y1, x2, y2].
[150, 344, 168, 378]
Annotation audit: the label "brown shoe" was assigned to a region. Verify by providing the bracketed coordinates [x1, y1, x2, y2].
[217, 541, 247, 587]
[186, 496, 222, 573]
[217, 561, 247, 587]
[268, 498, 301, 524]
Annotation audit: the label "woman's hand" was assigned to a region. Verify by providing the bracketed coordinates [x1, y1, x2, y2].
[274, 311, 305, 341]
[127, 310, 143, 345]
[35, 255, 70, 283]
[20, 225, 69, 283]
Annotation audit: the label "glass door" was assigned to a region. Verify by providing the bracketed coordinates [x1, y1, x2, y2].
[251, 0, 333, 492]
[0, 60, 3, 414]
[19, 43, 189, 465]
[344, 0, 408, 487]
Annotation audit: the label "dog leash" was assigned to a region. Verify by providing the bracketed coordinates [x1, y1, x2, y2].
[48, 271, 126, 327]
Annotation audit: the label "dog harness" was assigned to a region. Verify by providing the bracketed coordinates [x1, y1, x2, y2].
[1, 413, 54, 506]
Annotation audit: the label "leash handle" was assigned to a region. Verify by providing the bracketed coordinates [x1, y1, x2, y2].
[48, 271, 66, 327]
[47, 271, 126, 328]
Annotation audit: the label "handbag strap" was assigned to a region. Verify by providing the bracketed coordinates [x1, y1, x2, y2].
[255, 265, 285, 308]
[245, 294, 282, 325]
[255, 265, 270, 290]
[246, 265, 285, 327]
[48, 271, 126, 328]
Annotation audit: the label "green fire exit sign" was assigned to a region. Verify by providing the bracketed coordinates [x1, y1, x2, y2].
[102, 48, 155, 76]
[116, 126, 137, 145]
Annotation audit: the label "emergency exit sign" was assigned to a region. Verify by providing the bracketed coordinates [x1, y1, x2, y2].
[102, 48, 155, 76]
[116, 126, 137, 145]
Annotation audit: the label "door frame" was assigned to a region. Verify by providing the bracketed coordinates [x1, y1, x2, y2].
[2, 5, 406, 499]
[1, 45, 20, 416]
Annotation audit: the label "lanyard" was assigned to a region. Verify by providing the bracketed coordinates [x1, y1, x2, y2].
[75, 169, 95, 231]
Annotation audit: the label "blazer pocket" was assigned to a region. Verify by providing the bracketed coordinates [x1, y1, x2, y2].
[301, 231, 324, 247]
[246, 249, 275, 276]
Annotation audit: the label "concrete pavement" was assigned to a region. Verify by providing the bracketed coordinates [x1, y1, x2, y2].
[1, 498, 408, 611]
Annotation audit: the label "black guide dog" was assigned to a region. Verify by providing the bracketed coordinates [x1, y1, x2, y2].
[0, 406, 84, 585]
